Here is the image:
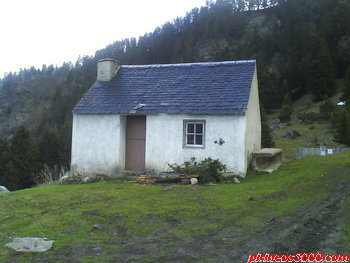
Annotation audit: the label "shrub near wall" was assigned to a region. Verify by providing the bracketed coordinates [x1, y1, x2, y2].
[168, 157, 227, 183]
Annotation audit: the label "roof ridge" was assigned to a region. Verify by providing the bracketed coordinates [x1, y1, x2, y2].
[121, 60, 256, 69]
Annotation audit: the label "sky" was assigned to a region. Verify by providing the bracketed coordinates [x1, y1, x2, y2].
[0, 0, 207, 77]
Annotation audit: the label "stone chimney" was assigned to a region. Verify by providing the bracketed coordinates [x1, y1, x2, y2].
[97, 58, 120, 81]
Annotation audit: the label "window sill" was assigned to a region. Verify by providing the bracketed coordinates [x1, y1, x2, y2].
[184, 145, 205, 149]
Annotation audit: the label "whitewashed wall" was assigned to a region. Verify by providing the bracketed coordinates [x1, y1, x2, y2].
[71, 114, 126, 174]
[145, 114, 247, 174]
[244, 67, 261, 168]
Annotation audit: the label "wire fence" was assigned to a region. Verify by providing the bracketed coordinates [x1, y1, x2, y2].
[297, 146, 349, 159]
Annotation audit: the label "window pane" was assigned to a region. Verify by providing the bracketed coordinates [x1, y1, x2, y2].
[187, 123, 194, 133]
[187, 135, 194, 144]
[195, 135, 203, 145]
[195, 123, 203, 134]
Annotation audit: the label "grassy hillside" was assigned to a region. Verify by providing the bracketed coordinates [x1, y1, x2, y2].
[1, 151, 349, 262]
[271, 90, 346, 161]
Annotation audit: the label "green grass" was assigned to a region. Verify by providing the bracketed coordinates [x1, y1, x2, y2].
[271, 91, 345, 161]
[1, 151, 349, 262]
[273, 121, 340, 160]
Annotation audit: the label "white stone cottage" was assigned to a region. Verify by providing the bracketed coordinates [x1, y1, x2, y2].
[71, 59, 261, 176]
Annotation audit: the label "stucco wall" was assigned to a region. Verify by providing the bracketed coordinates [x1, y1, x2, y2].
[118, 115, 126, 168]
[244, 66, 261, 168]
[145, 114, 247, 174]
[71, 114, 126, 174]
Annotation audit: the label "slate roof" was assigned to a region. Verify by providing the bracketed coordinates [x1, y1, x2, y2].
[73, 60, 256, 115]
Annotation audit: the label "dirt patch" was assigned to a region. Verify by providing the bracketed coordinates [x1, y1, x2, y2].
[237, 177, 350, 260]
[110, 171, 350, 262]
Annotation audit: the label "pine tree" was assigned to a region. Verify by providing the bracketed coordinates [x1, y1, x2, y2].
[7, 126, 41, 189]
[38, 126, 62, 167]
[259, 71, 281, 109]
[0, 139, 10, 187]
[261, 108, 275, 148]
[307, 40, 336, 101]
[282, 93, 292, 106]
[341, 65, 350, 103]
[334, 110, 350, 146]
[319, 99, 335, 119]
[236, 0, 246, 11]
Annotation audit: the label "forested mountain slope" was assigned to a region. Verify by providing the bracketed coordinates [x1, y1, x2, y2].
[0, 0, 349, 189]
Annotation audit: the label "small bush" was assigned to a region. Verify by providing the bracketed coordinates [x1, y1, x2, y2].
[167, 157, 226, 183]
[34, 165, 67, 185]
[279, 105, 292, 122]
[298, 112, 319, 124]
[319, 99, 335, 119]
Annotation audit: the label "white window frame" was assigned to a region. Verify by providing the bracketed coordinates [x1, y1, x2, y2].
[183, 120, 206, 148]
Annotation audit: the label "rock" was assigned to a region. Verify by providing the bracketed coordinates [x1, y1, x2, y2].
[157, 173, 180, 178]
[5, 237, 54, 252]
[164, 186, 174, 190]
[190, 178, 198, 185]
[180, 179, 190, 185]
[268, 118, 281, 130]
[268, 118, 287, 130]
[295, 119, 303, 124]
[92, 224, 105, 230]
[60, 175, 70, 182]
[82, 176, 91, 183]
[282, 129, 301, 139]
[59, 171, 72, 182]
[0, 186, 9, 193]
[92, 247, 102, 252]
[279, 123, 287, 129]
[246, 15, 280, 39]
[234, 177, 240, 184]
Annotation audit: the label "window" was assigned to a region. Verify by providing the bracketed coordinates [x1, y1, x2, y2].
[183, 120, 206, 148]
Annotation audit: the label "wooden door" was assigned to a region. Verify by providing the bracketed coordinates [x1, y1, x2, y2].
[125, 116, 146, 171]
